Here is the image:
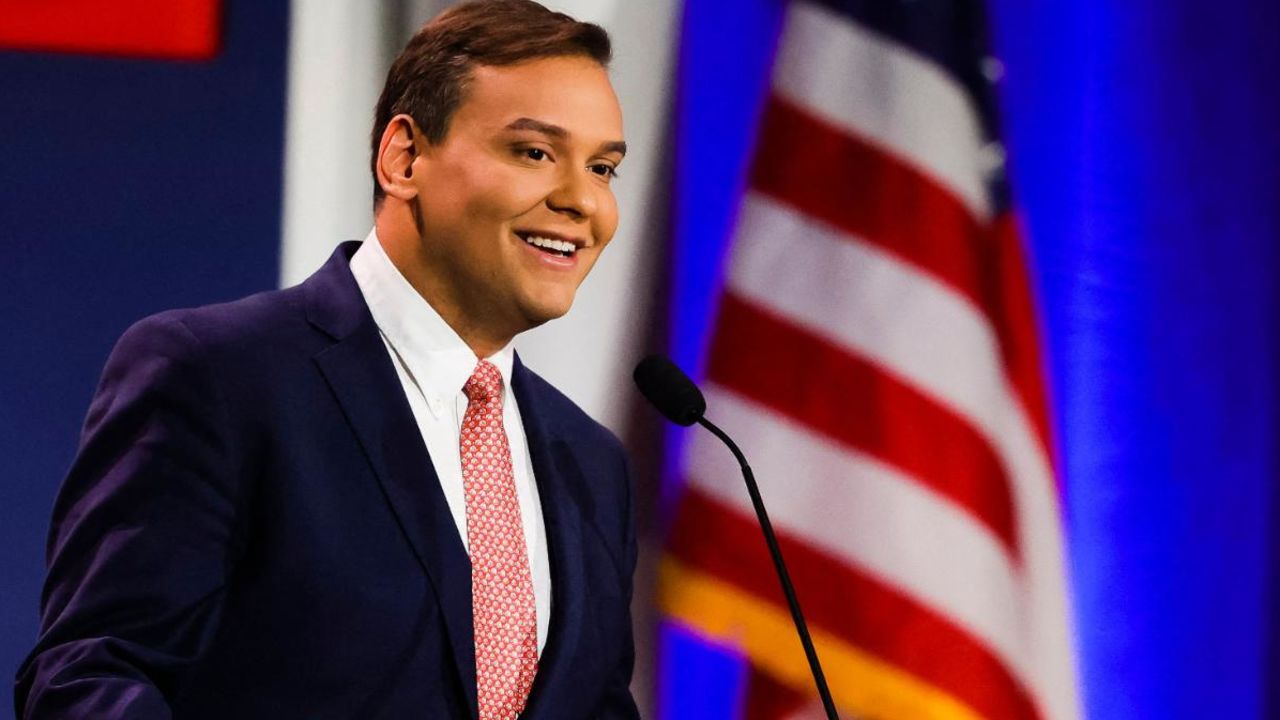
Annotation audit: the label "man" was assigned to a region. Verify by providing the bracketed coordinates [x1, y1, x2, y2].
[14, 1, 638, 718]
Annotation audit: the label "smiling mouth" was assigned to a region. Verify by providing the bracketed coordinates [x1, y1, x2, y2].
[517, 232, 578, 258]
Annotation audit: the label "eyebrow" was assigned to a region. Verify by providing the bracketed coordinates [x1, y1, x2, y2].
[505, 117, 627, 157]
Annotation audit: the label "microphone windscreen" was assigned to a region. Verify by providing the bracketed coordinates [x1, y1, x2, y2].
[633, 355, 706, 427]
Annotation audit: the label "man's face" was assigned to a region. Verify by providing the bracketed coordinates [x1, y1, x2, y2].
[408, 54, 625, 339]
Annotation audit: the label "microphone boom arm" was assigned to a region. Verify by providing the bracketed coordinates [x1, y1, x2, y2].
[696, 415, 840, 720]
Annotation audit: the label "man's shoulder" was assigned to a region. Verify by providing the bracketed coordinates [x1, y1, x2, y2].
[118, 243, 360, 362]
[121, 283, 312, 360]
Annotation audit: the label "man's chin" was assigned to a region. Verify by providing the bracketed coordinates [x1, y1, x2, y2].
[518, 294, 576, 329]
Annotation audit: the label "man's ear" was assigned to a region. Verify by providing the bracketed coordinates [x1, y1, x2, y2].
[375, 114, 422, 201]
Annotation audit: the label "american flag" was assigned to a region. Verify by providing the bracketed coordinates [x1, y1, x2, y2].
[660, 1, 1080, 718]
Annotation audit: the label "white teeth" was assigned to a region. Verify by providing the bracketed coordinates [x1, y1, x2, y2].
[522, 235, 576, 254]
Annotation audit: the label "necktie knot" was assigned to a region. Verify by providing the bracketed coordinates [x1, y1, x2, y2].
[464, 359, 504, 405]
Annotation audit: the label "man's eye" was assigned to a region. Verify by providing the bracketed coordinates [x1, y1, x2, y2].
[524, 148, 548, 161]
[590, 164, 618, 180]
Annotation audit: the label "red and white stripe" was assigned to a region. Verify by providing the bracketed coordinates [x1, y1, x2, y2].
[664, 2, 1080, 719]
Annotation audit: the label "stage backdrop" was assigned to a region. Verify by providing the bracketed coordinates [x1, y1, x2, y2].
[0, 2, 288, 718]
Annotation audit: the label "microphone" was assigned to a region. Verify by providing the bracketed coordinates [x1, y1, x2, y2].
[633, 355, 840, 720]
[632, 355, 706, 426]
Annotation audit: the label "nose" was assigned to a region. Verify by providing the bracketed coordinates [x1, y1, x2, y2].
[546, 166, 597, 221]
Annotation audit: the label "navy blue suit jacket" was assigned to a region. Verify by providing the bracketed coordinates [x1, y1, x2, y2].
[15, 243, 640, 719]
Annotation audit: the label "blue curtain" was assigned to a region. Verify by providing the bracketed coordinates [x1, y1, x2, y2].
[0, 5, 288, 717]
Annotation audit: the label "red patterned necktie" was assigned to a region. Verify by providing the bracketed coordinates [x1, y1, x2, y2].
[460, 360, 538, 719]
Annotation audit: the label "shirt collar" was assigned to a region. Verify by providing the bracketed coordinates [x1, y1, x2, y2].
[350, 228, 515, 406]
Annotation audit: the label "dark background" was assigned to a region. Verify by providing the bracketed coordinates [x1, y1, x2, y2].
[1, 3, 288, 716]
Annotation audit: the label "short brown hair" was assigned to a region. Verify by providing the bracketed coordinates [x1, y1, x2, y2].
[370, 0, 612, 204]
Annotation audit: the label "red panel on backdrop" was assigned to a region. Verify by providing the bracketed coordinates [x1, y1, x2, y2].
[0, 0, 221, 59]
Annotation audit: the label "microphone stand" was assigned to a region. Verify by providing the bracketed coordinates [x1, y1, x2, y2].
[697, 416, 840, 720]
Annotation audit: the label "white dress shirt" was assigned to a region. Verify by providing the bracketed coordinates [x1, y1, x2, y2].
[349, 230, 551, 652]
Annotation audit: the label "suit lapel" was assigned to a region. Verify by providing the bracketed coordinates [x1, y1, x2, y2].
[304, 244, 479, 719]
[512, 358, 591, 720]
